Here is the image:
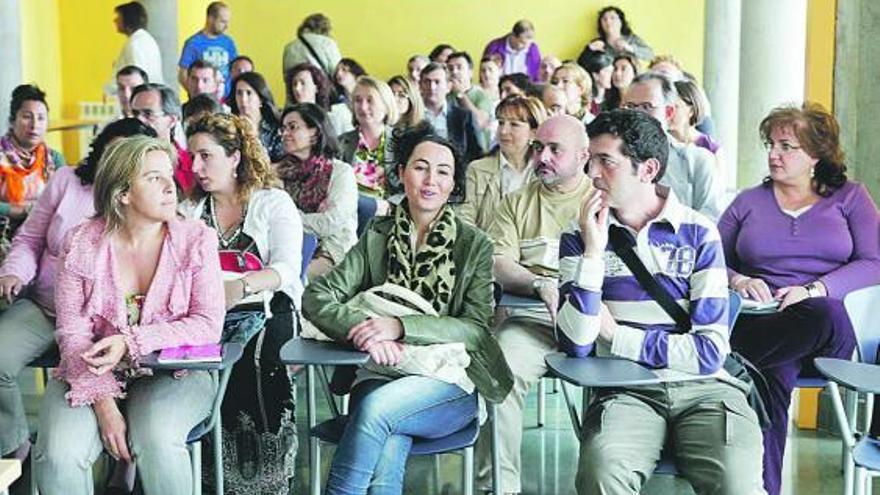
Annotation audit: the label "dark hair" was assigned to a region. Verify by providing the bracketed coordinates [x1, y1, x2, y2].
[447, 51, 473, 69]
[395, 122, 466, 202]
[512, 19, 534, 36]
[429, 44, 454, 62]
[115, 1, 147, 33]
[229, 72, 280, 126]
[182, 93, 222, 122]
[206, 1, 227, 17]
[131, 83, 181, 117]
[298, 13, 331, 36]
[581, 50, 614, 75]
[116, 65, 148, 82]
[230, 55, 254, 71]
[285, 63, 333, 110]
[337, 58, 366, 79]
[586, 109, 669, 183]
[281, 103, 340, 160]
[9, 84, 48, 124]
[187, 59, 218, 76]
[499, 73, 535, 96]
[76, 117, 157, 186]
[759, 102, 847, 196]
[421, 62, 449, 79]
[597, 6, 633, 38]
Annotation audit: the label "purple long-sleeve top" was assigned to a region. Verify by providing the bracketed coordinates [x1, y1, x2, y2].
[718, 181, 880, 299]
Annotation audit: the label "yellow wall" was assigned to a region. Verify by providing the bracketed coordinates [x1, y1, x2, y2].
[178, 0, 705, 104]
[806, 0, 836, 109]
[19, 0, 63, 152]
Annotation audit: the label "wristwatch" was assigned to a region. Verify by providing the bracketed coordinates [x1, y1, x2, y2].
[804, 282, 822, 298]
[531, 277, 555, 296]
[240, 277, 256, 297]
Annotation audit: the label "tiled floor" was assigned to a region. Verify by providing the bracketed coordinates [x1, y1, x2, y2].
[11, 371, 874, 494]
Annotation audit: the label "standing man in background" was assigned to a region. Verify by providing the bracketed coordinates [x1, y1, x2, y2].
[104, 1, 163, 96]
[178, 1, 238, 99]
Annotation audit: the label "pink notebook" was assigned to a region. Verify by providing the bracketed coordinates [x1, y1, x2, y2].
[157, 344, 222, 364]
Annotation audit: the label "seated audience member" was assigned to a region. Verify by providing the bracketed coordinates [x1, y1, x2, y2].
[104, 1, 163, 96]
[182, 113, 303, 490]
[457, 96, 547, 230]
[448, 51, 495, 149]
[604, 53, 640, 111]
[177, 1, 238, 99]
[622, 73, 723, 218]
[131, 83, 195, 194]
[229, 71, 284, 162]
[277, 103, 357, 278]
[538, 55, 562, 84]
[719, 103, 880, 495]
[557, 109, 765, 495]
[671, 79, 720, 154]
[286, 62, 354, 135]
[420, 62, 485, 163]
[482, 19, 543, 81]
[475, 115, 593, 493]
[388, 75, 425, 131]
[499, 73, 535, 100]
[282, 13, 342, 77]
[339, 76, 399, 231]
[34, 135, 224, 495]
[115, 65, 148, 118]
[648, 54, 685, 80]
[229, 55, 254, 81]
[550, 63, 594, 125]
[0, 85, 65, 237]
[184, 59, 221, 104]
[579, 50, 614, 113]
[302, 124, 513, 495]
[0, 119, 155, 466]
[406, 55, 430, 87]
[542, 84, 569, 117]
[479, 55, 502, 102]
[429, 43, 455, 63]
[334, 58, 367, 104]
[581, 5, 654, 61]
[182, 93, 222, 130]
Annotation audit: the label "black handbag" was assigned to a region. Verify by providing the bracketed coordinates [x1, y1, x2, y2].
[607, 225, 772, 430]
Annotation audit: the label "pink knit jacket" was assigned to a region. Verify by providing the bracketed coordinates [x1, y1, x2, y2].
[54, 216, 225, 407]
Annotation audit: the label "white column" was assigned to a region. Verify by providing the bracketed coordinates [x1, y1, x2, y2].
[737, 0, 808, 189]
[142, 0, 179, 94]
[0, 0, 23, 125]
[703, 0, 741, 193]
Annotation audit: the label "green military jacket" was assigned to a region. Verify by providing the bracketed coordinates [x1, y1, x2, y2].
[302, 214, 514, 402]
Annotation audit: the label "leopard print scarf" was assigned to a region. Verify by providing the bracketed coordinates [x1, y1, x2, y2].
[385, 202, 457, 314]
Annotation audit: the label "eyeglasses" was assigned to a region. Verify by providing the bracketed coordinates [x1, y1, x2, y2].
[131, 108, 166, 120]
[278, 123, 303, 135]
[622, 101, 659, 112]
[763, 141, 803, 153]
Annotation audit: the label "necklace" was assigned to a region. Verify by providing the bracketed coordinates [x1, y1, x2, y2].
[208, 195, 245, 249]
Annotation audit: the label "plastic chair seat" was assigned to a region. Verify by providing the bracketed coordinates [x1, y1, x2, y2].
[313, 415, 479, 456]
[796, 376, 828, 388]
[853, 437, 880, 471]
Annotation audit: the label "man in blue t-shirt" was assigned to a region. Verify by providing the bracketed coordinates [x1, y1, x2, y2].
[177, 1, 237, 99]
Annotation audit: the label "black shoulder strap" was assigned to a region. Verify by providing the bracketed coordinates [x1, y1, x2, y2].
[298, 34, 330, 76]
[607, 225, 692, 333]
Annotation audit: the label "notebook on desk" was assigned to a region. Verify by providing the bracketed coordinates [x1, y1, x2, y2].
[157, 344, 222, 364]
[740, 298, 780, 315]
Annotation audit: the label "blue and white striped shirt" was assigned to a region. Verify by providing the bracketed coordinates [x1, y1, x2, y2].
[556, 192, 731, 380]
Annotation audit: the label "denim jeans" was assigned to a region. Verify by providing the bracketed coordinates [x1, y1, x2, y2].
[324, 376, 478, 495]
[0, 297, 56, 455]
[34, 371, 216, 495]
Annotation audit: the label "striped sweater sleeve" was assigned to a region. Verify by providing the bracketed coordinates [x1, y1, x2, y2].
[556, 231, 602, 357]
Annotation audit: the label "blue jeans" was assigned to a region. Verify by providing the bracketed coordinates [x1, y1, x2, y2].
[325, 376, 478, 495]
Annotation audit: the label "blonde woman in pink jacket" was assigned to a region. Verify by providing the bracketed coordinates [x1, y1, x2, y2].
[33, 136, 225, 495]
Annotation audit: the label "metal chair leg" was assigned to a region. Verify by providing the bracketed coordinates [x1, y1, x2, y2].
[463, 446, 474, 495]
[307, 364, 321, 495]
[489, 403, 502, 495]
[537, 378, 546, 427]
[191, 442, 202, 495]
[433, 455, 441, 494]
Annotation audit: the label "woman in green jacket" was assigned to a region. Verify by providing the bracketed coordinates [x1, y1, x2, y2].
[302, 123, 512, 495]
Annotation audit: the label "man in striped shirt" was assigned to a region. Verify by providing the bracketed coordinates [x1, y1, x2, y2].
[557, 110, 765, 494]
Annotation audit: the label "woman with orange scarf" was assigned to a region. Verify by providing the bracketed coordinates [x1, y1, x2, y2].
[0, 85, 65, 231]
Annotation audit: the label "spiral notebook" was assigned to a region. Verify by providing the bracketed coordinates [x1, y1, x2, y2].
[157, 344, 222, 364]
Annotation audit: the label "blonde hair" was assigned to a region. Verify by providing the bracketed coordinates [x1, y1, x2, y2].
[388, 75, 424, 130]
[551, 63, 592, 112]
[185, 113, 280, 203]
[352, 76, 400, 127]
[495, 95, 547, 130]
[93, 135, 177, 232]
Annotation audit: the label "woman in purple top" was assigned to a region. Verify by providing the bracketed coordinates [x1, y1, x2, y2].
[718, 103, 880, 495]
[0, 119, 156, 463]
